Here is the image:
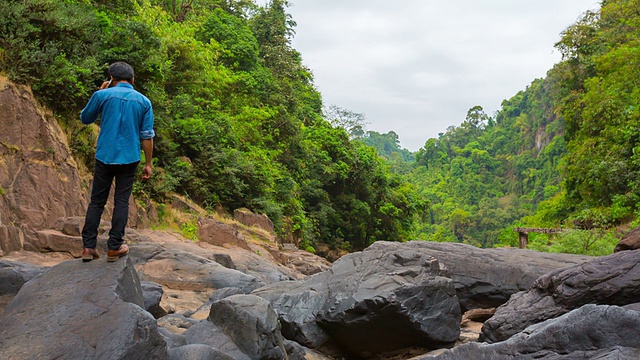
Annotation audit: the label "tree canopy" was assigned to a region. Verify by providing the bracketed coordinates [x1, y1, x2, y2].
[0, 0, 421, 252]
[2, 0, 637, 256]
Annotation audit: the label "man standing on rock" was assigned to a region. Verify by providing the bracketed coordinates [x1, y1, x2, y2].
[79, 62, 154, 262]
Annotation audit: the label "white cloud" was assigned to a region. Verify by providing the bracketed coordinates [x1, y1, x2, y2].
[286, 0, 599, 151]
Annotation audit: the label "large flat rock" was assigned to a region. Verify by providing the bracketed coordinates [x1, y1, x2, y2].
[384, 241, 592, 311]
[0, 257, 167, 359]
[481, 250, 640, 343]
[423, 305, 640, 359]
[254, 241, 461, 358]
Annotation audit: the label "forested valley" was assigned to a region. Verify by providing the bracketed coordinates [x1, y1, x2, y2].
[1, 0, 638, 256]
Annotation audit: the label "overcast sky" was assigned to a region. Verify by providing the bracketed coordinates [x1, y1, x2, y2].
[282, 1, 600, 151]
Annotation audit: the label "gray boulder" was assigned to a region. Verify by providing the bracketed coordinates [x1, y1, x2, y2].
[159, 313, 199, 334]
[208, 294, 287, 360]
[0, 259, 47, 295]
[0, 257, 167, 359]
[201, 247, 297, 284]
[254, 241, 461, 358]
[284, 339, 332, 360]
[393, 241, 592, 311]
[138, 248, 266, 293]
[142, 280, 168, 318]
[159, 327, 188, 349]
[189, 287, 245, 320]
[185, 320, 250, 359]
[185, 295, 287, 359]
[129, 241, 166, 264]
[255, 280, 328, 348]
[481, 250, 640, 343]
[168, 344, 235, 360]
[0, 259, 47, 317]
[423, 305, 640, 359]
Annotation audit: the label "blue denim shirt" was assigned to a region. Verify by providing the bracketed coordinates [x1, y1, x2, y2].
[80, 82, 155, 165]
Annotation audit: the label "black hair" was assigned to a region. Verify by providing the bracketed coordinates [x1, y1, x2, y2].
[108, 62, 135, 82]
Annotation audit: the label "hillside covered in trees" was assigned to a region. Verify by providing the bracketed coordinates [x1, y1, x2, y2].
[2, 0, 638, 256]
[406, 0, 640, 255]
[0, 0, 422, 252]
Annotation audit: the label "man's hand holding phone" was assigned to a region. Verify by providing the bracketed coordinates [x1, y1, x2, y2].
[99, 79, 112, 90]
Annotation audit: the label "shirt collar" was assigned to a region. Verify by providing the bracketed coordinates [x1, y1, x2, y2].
[115, 82, 134, 89]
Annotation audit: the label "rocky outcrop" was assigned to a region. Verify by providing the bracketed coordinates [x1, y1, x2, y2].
[159, 313, 199, 335]
[423, 305, 640, 359]
[196, 239, 301, 283]
[277, 249, 331, 275]
[0, 257, 167, 359]
[0, 259, 47, 316]
[3, 223, 640, 360]
[21, 217, 146, 258]
[0, 77, 86, 254]
[142, 280, 168, 318]
[208, 295, 287, 359]
[254, 241, 461, 358]
[0, 224, 24, 255]
[181, 295, 287, 360]
[234, 208, 275, 233]
[383, 241, 592, 311]
[481, 250, 640, 343]
[168, 344, 236, 360]
[614, 225, 640, 252]
[138, 248, 266, 293]
[284, 340, 332, 360]
[198, 217, 252, 251]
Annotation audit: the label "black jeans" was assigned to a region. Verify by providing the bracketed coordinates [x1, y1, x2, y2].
[82, 160, 139, 250]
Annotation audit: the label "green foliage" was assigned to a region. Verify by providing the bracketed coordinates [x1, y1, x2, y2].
[360, 130, 414, 168]
[157, 203, 168, 222]
[197, 8, 259, 71]
[528, 229, 618, 256]
[179, 219, 199, 241]
[559, 0, 640, 218]
[1, 0, 420, 253]
[409, 0, 640, 254]
[0, 0, 103, 109]
[11, 0, 637, 257]
[325, 105, 367, 139]
[411, 95, 565, 247]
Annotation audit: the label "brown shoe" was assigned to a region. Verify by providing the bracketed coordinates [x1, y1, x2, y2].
[106, 244, 129, 262]
[81, 248, 100, 262]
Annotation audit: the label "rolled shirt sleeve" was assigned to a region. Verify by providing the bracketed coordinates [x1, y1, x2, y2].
[140, 102, 155, 139]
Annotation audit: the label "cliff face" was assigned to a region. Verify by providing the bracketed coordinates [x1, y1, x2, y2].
[0, 76, 86, 253]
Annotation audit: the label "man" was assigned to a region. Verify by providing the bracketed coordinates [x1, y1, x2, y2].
[80, 62, 154, 262]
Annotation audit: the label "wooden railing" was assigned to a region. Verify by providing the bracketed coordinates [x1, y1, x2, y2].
[513, 227, 566, 249]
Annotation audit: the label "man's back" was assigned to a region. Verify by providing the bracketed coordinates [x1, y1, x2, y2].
[80, 82, 154, 165]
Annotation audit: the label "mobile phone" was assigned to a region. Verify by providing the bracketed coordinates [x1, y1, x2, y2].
[107, 79, 113, 87]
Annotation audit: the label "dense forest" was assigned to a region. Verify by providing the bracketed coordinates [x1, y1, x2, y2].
[407, 0, 640, 255]
[0, 0, 422, 253]
[1, 0, 637, 256]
